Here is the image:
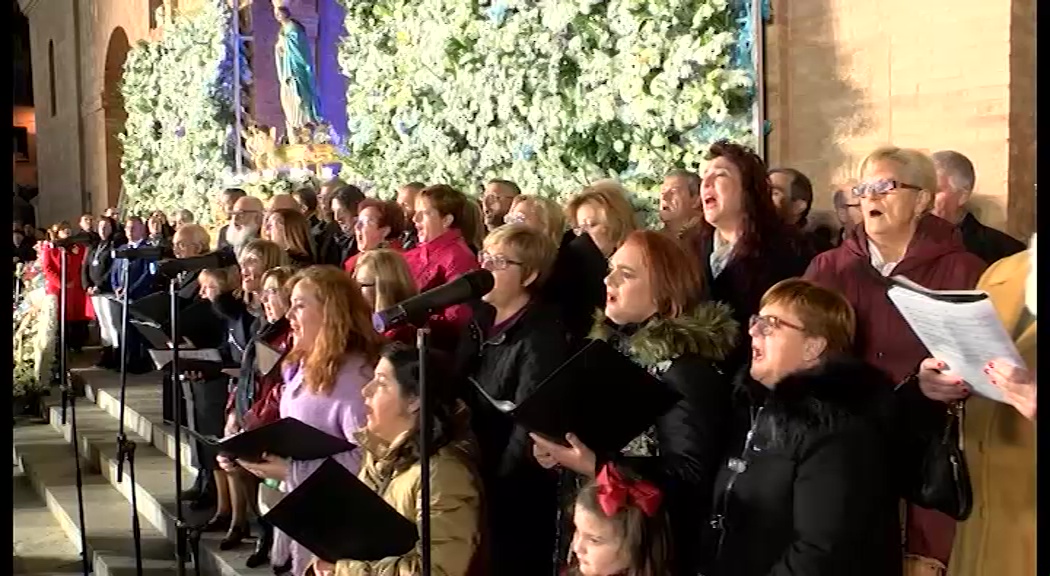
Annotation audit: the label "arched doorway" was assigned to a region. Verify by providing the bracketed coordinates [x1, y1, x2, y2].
[103, 27, 131, 211]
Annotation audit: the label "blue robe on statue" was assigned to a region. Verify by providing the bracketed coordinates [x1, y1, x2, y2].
[277, 19, 321, 134]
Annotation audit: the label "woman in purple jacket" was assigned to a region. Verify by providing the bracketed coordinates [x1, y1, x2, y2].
[237, 265, 385, 576]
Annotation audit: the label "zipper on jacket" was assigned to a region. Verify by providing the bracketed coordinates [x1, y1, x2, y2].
[711, 406, 763, 560]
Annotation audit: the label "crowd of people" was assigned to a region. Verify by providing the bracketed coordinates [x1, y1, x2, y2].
[13, 140, 1036, 576]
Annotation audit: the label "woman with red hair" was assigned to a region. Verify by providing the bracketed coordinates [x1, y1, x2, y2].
[533, 230, 738, 576]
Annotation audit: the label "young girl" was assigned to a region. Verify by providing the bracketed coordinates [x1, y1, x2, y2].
[567, 463, 672, 576]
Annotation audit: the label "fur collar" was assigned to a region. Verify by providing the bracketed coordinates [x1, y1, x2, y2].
[757, 356, 895, 450]
[588, 302, 738, 369]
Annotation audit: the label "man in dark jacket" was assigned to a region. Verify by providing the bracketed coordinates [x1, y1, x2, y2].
[396, 181, 425, 250]
[769, 167, 834, 255]
[111, 217, 158, 374]
[931, 150, 1025, 265]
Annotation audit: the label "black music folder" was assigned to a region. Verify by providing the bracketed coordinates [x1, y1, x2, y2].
[470, 339, 682, 454]
[263, 458, 418, 563]
[128, 293, 226, 349]
[254, 341, 287, 377]
[148, 348, 227, 380]
[183, 417, 356, 462]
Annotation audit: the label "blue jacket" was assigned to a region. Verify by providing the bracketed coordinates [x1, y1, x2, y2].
[110, 240, 157, 300]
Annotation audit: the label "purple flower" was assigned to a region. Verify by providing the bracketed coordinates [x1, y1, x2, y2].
[175, 126, 186, 138]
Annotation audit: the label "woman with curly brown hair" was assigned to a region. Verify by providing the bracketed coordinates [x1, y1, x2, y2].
[692, 140, 815, 372]
[236, 265, 385, 576]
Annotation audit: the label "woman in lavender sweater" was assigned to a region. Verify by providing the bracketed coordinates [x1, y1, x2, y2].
[237, 265, 384, 575]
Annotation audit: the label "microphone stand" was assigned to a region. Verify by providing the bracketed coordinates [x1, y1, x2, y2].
[115, 260, 145, 576]
[57, 246, 91, 576]
[169, 277, 201, 576]
[416, 327, 432, 576]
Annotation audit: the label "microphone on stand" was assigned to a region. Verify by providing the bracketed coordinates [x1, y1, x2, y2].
[372, 269, 495, 333]
[112, 244, 168, 260]
[53, 231, 95, 249]
[155, 250, 239, 278]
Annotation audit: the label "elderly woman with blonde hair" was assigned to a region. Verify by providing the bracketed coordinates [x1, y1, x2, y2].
[804, 145, 987, 576]
[504, 194, 567, 244]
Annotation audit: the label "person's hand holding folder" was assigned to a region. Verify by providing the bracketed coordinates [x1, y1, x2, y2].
[916, 358, 971, 403]
[986, 358, 1037, 421]
[529, 432, 598, 476]
[238, 452, 290, 481]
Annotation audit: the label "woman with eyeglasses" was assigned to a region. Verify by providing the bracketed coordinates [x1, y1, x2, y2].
[804, 146, 986, 576]
[342, 199, 406, 273]
[216, 265, 297, 569]
[532, 230, 737, 576]
[701, 278, 902, 576]
[456, 223, 569, 576]
[551, 181, 638, 344]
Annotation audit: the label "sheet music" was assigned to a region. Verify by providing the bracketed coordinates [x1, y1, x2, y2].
[148, 348, 223, 369]
[888, 286, 1025, 403]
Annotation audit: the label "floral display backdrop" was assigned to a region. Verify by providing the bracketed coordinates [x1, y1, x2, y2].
[119, 0, 247, 225]
[337, 0, 759, 215]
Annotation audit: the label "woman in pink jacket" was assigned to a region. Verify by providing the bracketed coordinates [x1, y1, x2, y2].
[401, 184, 480, 334]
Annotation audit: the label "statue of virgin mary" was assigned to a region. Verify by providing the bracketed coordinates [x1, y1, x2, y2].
[274, 5, 321, 141]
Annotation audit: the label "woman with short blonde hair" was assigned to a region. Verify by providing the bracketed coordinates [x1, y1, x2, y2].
[804, 145, 987, 573]
[506, 194, 567, 243]
[564, 179, 638, 257]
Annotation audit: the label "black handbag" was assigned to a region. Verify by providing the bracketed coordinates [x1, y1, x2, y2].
[913, 400, 973, 521]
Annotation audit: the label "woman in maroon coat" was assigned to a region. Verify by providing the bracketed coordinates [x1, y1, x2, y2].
[804, 146, 986, 576]
[42, 222, 91, 352]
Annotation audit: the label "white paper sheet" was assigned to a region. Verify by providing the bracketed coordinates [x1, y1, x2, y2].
[888, 282, 1025, 403]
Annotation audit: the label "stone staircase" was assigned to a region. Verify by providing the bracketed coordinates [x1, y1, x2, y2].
[13, 363, 282, 576]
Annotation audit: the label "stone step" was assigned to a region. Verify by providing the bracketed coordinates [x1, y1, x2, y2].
[14, 422, 178, 576]
[47, 398, 274, 576]
[14, 463, 91, 575]
[75, 367, 283, 514]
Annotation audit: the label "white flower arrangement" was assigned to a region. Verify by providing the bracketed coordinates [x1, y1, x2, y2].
[119, 0, 245, 225]
[336, 0, 757, 214]
[13, 261, 56, 398]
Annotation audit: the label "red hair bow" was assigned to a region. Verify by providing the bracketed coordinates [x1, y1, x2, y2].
[596, 464, 663, 518]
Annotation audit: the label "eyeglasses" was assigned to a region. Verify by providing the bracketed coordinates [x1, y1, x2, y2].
[503, 212, 527, 225]
[479, 251, 523, 271]
[573, 220, 602, 236]
[354, 216, 378, 230]
[851, 179, 922, 199]
[749, 314, 806, 336]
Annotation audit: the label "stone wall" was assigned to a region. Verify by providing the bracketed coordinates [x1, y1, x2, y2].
[764, 0, 1036, 239]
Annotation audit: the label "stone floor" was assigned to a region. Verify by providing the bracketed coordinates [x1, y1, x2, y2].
[13, 464, 84, 575]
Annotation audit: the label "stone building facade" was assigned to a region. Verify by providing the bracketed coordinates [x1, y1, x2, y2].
[20, 0, 1035, 240]
[764, 0, 1036, 240]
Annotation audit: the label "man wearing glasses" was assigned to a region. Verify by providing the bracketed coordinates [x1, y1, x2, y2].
[482, 179, 521, 233]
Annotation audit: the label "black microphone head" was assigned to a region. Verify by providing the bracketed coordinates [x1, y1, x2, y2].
[462, 269, 495, 296]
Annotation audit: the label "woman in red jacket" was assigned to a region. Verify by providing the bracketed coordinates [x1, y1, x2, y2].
[42, 222, 91, 353]
[402, 185, 480, 332]
[804, 145, 986, 576]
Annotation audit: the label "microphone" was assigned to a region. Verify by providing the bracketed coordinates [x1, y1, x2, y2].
[155, 250, 239, 278]
[53, 231, 95, 248]
[112, 245, 168, 260]
[372, 269, 495, 332]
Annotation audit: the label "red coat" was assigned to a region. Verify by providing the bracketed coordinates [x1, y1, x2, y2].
[804, 214, 987, 564]
[41, 242, 91, 321]
[402, 228, 479, 329]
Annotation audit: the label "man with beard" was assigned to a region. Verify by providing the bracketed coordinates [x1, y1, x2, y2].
[482, 179, 521, 233]
[216, 188, 248, 251]
[224, 195, 265, 255]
